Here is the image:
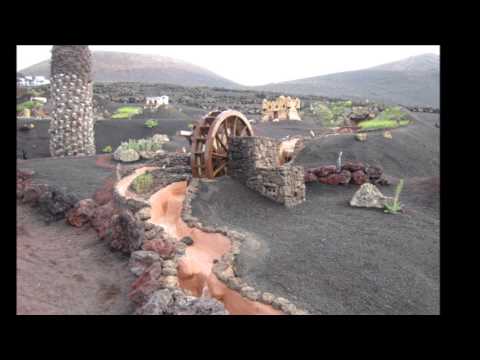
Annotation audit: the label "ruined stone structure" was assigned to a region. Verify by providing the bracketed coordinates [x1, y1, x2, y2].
[261, 96, 301, 122]
[49, 45, 95, 157]
[228, 137, 305, 207]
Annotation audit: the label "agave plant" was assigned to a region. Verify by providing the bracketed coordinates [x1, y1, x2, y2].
[384, 179, 404, 214]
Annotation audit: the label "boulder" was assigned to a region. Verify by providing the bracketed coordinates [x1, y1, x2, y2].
[17, 168, 35, 180]
[66, 198, 97, 227]
[91, 201, 117, 240]
[37, 186, 79, 222]
[152, 134, 170, 144]
[365, 165, 383, 180]
[129, 250, 162, 276]
[351, 170, 368, 185]
[134, 289, 228, 315]
[113, 148, 140, 163]
[312, 165, 337, 177]
[383, 131, 392, 139]
[138, 150, 156, 160]
[22, 183, 50, 206]
[325, 170, 351, 185]
[109, 209, 145, 254]
[350, 183, 393, 209]
[342, 161, 365, 172]
[129, 262, 164, 305]
[143, 237, 176, 259]
[135, 207, 151, 221]
[92, 178, 115, 206]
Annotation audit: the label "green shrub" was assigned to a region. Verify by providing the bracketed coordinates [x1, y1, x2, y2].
[102, 145, 113, 153]
[144, 119, 159, 128]
[112, 106, 142, 119]
[358, 119, 410, 130]
[119, 138, 162, 153]
[132, 171, 154, 194]
[384, 179, 404, 214]
[17, 100, 43, 113]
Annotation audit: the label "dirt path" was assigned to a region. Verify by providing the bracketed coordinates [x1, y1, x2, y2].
[17, 202, 135, 315]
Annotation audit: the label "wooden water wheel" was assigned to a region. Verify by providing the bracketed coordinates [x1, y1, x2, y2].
[191, 110, 254, 178]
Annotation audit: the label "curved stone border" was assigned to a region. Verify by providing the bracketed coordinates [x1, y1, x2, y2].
[180, 178, 309, 315]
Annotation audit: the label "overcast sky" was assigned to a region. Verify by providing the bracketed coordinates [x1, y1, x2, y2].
[17, 45, 439, 86]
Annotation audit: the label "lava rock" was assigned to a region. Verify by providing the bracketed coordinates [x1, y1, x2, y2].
[91, 200, 117, 240]
[351, 170, 368, 185]
[129, 250, 162, 276]
[37, 186, 79, 222]
[180, 236, 194, 246]
[313, 165, 337, 178]
[109, 209, 145, 254]
[66, 198, 97, 227]
[342, 161, 365, 172]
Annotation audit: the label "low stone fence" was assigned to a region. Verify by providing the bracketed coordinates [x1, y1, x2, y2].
[228, 136, 306, 207]
[304, 161, 389, 186]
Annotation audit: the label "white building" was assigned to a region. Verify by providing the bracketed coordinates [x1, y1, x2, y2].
[17, 75, 50, 87]
[145, 95, 169, 108]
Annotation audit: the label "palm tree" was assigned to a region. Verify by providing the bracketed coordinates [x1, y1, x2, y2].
[49, 45, 95, 157]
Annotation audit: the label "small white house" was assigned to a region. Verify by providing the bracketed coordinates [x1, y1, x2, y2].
[145, 95, 169, 108]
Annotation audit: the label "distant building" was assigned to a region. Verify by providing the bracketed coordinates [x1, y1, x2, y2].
[17, 75, 50, 87]
[261, 96, 301, 122]
[145, 95, 169, 109]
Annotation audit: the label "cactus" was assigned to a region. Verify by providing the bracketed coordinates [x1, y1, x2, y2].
[336, 151, 343, 172]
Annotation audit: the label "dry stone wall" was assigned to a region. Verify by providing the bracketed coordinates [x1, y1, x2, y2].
[228, 137, 305, 207]
[49, 74, 95, 157]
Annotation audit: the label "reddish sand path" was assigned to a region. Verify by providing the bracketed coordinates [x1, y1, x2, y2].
[148, 181, 282, 315]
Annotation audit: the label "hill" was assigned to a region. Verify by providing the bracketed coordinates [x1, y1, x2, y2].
[255, 54, 440, 108]
[19, 51, 241, 89]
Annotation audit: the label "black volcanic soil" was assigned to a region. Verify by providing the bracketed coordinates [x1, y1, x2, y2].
[190, 113, 440, 315]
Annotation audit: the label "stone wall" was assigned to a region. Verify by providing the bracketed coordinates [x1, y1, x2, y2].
[228, 137, 305, 207]
[49, 74, 95, 157]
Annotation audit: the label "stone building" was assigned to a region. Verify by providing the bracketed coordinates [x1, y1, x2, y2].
[261, 96, 301, 122]
[228, 136, 305, 207]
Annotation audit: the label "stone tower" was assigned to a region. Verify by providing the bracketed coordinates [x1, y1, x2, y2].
[49, 45, 95, 157]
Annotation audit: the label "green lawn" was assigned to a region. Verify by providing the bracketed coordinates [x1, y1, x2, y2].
[112, 106, 143, 119]
[358, 106, 411, 130]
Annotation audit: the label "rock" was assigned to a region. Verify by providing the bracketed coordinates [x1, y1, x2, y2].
[17, 168, 35, 180]
[383, 131, 392, 139]
[91, 201, 116, 240]
[272, 297, 290, 310]
[136, 289, 227, 315]
[226, 276, 243, 291]
[355, 133, 368, 142]
[66, 198, 97, 227]
[109, 209, 145, 254]
[92, 179, 114, 206]
[351, 170, 368, 185]
[22, 183, 50, 206]
[342, 161, 365, 172]
[37, 186, 79, 222]
[372, 175, 390, 186]
[281, 303, 297, 314]
[180, 236, 194, 246]
[312, 165, 337, 177]
[138, 151, 156, 160]
[304, 171, 318, 183]
[324, 170, 351, 185]
[160, 275, 179, 288]
[261, 292, 275, 305]
[135, 207, 151, 221]
[129, 250, 162, 276]
[113, 148, 140, 163]
[365, 165, 383, 180]
[143, 238, 175, 259]
[129, 262, 164, 305]
[350, 183, 392, 209]
[134, 288, 173, 315]
[152, 134, 170, 144]
[162, 267, 177, 276]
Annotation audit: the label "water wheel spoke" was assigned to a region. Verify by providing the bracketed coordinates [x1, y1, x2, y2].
[212, 152, 228, 159]
[215, 134, 228, 152]
[233, 117, 238, 136]
[213, 161, 227, 177]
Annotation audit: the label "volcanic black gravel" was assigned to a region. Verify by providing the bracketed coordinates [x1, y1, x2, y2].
[191, 114, 440, 314]
[18, 156, 114, 200]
